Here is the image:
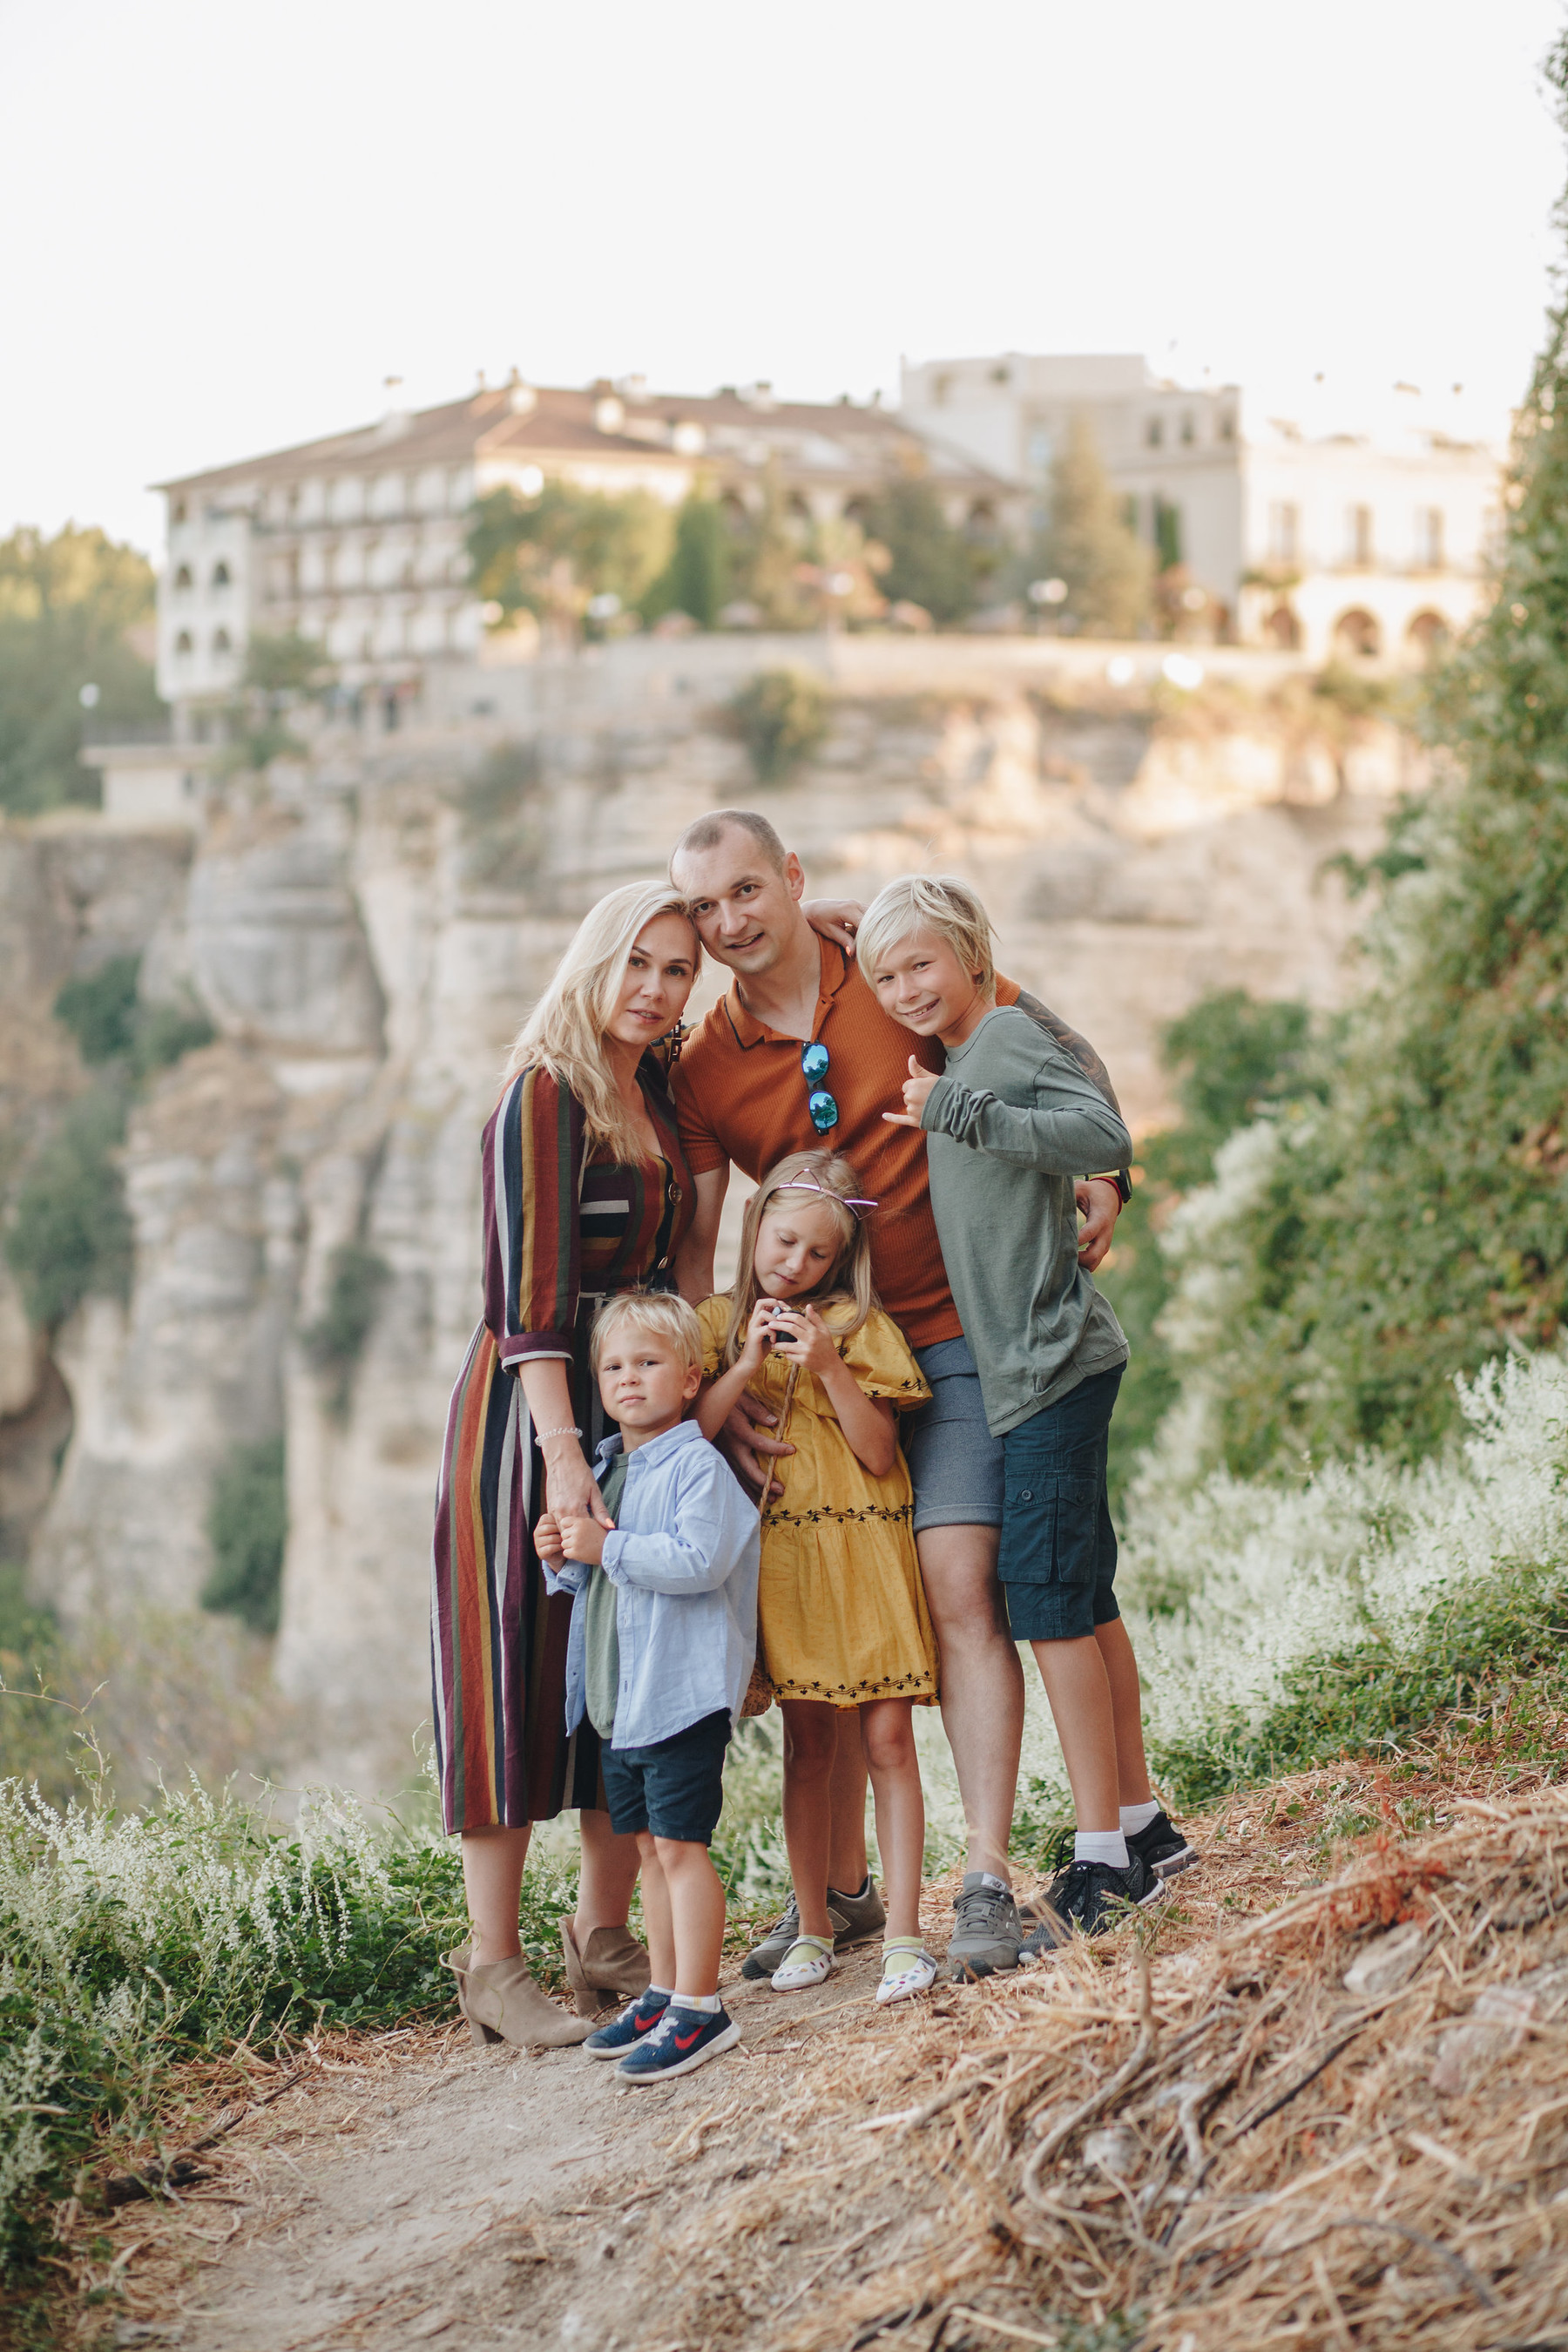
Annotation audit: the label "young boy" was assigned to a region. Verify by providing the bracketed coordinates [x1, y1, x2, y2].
[535, 1290, 760, 2078]
[861, 874, 1197, 1947]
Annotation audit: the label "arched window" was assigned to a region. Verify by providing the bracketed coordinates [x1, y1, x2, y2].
[841, 497, 871, 529]
[174, 630, 193, 655]
[1407, 610, 1450, 660]
[787, 493, 812, 522]
[1332, 608, 1382, 660]
[968, 501, 997, 533]
[213, 627, 232, 655]
[173, 564, 193, 590]
[1265, 605, 1301, 651]
[172, 499, 188, 524]
[212, 561, 231, 588]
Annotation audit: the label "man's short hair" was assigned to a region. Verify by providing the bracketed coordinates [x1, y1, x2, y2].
[856, 873, 997, 997]
[589, 1289, 704, 1374]
[670, 808, 788, 876]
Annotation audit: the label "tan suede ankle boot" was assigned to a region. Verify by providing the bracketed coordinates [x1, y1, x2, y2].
[559, 1920, 652, 2017]
[454, 1950, 593, 2049]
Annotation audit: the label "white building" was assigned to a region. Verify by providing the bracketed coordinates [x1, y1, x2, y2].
[899, 353, 1504, 662]
[152, 375, 1011, 731]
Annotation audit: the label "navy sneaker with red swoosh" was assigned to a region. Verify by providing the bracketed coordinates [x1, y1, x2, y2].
[584, 1988, 670, 2060]
[616, 2000, 740, 2082]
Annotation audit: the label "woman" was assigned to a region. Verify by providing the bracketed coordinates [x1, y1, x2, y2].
[430, 879, 702, 2046]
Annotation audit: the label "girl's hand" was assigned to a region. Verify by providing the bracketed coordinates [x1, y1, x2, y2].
[882, 1055, 938, 1130]
[556, 1510, 607, 1566]
[738, 1297, 781, 1371]
[767, 1301, 839, 1376]
[535, 1511, 565, 1565]
[540, 1443, 615, 1528]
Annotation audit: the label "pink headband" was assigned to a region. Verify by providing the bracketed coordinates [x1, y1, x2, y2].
[774, 1171, 878, 1219]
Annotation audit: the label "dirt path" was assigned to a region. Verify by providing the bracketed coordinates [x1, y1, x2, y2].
[106, 1939, 908, 2352]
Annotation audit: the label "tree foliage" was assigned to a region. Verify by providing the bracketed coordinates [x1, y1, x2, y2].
[467, 482, 674, 632]
[3, 1084, 133, 1328]
[0, 526, 164, 814]
[728, 670, 830, 784]
[862, 476, 977, 625]
[201, 1436, 287, 1635]
[1152, 33, 1568, 1472]
[1023, 414, 1152, 639]
[644, 495, 732, 628]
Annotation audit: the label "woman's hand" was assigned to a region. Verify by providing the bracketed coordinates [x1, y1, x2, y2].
[766, 1301, 840, 1377]
[540, 1439, 615, 1528]
[802, 898, 866, 957]
[722, 1390, 794, 1501]
[882, 1055, 939, 1131]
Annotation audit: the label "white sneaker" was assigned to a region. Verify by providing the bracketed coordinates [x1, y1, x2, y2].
[770, 1934, 835, 1991]
[876, 1945, 937, 2005]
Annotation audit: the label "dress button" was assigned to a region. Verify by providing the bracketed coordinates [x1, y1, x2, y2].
[668, 1183, 682, 1205]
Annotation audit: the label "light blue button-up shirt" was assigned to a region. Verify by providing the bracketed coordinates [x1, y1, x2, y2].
[541, 1419, 760, 1752]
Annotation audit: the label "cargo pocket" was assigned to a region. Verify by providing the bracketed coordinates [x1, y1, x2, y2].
[998, 1471, 1098, 1586]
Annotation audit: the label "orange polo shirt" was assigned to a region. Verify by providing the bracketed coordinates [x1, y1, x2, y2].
[672, 939, 1022, 1350]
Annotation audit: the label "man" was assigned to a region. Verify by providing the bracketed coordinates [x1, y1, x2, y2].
[669, 808, 1129, 1977]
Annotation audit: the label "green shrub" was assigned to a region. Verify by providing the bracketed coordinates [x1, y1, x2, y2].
[201, 1437, 287, 1636]
[52, 956, 140, 1065]
[301, 1243, 393, 1414]
[730, 669, 829, 784]
[131, 999, 216, 1077]
[3, 1083, 132, 1327]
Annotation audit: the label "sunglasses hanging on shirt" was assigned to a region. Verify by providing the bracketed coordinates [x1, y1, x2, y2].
[801, 1040, 837, 1135]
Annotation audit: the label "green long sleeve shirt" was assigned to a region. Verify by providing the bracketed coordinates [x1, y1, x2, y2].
[919, 1006, 1132, 1436]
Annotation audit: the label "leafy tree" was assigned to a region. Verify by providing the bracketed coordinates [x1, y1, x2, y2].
[862, 476, 977, 625]
[53, 956, 141, 1066]
[467, 482, 673, 634]
[1022, 414, 1152, 639]
[220, 630, 336, 774]
[729, 670, 830, 783]
[301, 1241, 393, 1416]
[1155, 29, 1568, 1472]
[643, 495, 732, 628]
[730, 462, 812, 629]
[202, 1436, 287, 1634]
[0, 526, 164, 814]
[3, 1083, 132, 1328]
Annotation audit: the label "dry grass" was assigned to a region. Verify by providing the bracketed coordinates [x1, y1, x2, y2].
[633, 1733, 1568, 2352]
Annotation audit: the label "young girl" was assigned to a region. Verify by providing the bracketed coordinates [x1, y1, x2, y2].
[696, 1149, 940, 2005]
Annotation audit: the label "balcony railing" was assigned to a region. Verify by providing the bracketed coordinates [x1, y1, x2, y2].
[80, 718, 174, 747]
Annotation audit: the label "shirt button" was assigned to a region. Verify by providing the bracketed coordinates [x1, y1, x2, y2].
[657, 1255, 668, 1268]
[1021, 1489, 1033, 1501]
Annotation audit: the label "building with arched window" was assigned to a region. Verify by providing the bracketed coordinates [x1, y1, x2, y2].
[899, 353, 1504, 661]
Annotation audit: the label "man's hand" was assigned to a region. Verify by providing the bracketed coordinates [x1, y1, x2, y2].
[555, 1510, 608, 1566]
[722, 1389, 795, 1503]
[802, 898, 866, 957]
[1075, 1177, 1123, 1273]
[882, 1055, 939, 1130]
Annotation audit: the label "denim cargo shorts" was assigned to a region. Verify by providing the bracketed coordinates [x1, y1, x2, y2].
[997, 1364, 1124, 1643]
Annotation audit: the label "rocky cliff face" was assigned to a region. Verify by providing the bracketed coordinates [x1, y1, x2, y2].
[0, 652, 1423, 1796]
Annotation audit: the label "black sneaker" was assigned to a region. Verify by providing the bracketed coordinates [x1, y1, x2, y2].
[1021, 1854, 1166, 1955]
[947, 1872, 1023, 1978]
[1125, 1808, 1199, 1882]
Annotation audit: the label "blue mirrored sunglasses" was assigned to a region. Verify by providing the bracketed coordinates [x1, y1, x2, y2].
[801, 1039, 837, 1134]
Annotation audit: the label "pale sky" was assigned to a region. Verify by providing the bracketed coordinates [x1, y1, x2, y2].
[2, 0, 1564, 559]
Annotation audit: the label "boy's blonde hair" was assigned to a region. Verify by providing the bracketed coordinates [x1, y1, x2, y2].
[856, 873, 997, 997]
[721, 1149, 878, 1368]
[590, 1289, 704, 1375]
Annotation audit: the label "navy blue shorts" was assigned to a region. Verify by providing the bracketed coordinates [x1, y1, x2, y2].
[997, 1366, 1123, 1643]
[905, 1336, 1005, 1534]
[600, 1708, 732, 1845]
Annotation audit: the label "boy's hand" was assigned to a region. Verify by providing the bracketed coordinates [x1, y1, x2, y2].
[556, 1510, 608, 1566]
[766, 1301, 838, 1376]
[882, 1055, 938, 1130]
[1075, 1177, 1122, 1272]
[535, 1511, 565, 1565]
[738, 1296, 780, 1371]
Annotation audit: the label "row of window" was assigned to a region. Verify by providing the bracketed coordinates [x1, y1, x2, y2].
[1267, 502, 1451, 567]
[172, 629, 233, 658]
[169, 473, 472, 532]
[172, 561, 231, 591]
[1144, 410, 1235, 449]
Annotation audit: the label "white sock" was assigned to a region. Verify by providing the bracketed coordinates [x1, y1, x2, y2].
[1120, 1800, 1161, 1836]
[1075, 1830, 1130, 1869]
[672, 1990, 722, 2013]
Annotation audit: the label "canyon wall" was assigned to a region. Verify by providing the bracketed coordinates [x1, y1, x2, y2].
[0, 642, 1426, 1795]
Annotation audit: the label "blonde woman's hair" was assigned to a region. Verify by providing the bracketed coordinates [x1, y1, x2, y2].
[855, 873, 997, 998]
[721, 1149, 878, 1368]
[502, 881, 700, 1166]
[590, 1289, 704, 1375]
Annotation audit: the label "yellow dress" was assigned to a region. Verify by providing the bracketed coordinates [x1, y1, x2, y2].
[697, 1295, 940, 1709]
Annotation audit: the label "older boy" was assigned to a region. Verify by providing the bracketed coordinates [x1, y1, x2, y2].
[536, 1292, 760, 2077]
[864, 873, 1197, 1945]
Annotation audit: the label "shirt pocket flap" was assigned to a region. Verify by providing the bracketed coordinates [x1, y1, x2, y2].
[1001, 1470, 1098, 1586]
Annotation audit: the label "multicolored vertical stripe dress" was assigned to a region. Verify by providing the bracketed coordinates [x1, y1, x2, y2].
[429, 1059, 693, 1832]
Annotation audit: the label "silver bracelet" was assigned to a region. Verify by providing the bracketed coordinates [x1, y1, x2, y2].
[534, 1425, 582, 1442]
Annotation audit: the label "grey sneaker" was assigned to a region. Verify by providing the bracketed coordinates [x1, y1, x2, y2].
[827, 1875, 886, 1948]
[740, 1891, 848, 1980]
[946, 1871, 1023, 1979]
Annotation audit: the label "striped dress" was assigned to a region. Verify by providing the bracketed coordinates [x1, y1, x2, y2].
[429, 1059, 693, 1832]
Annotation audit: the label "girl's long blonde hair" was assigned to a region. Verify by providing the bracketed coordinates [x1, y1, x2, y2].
[721, 1149, 879, 1368]
[503, 881, 700, 1166]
